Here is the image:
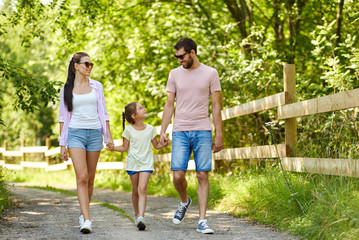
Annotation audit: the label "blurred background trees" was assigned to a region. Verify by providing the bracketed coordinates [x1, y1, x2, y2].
[0, 0, 358, 157]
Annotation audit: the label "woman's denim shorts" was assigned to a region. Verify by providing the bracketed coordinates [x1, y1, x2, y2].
[67, 128, 104, 151]
[171, 130, 212, 172]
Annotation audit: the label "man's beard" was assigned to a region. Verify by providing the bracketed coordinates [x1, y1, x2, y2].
[183, 56, 194, 69]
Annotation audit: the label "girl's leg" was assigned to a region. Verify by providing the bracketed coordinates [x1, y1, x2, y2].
[86, 151, 101, 202]
[69, 148, 90, 221]
[129, 173, 140, 217]
[138, 172, 151, 217]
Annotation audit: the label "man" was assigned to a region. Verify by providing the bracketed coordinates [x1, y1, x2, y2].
[160, 37, 223, 234]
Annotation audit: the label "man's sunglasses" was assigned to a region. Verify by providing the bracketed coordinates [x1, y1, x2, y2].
[79, 62, 94, 68]
[174, 52, 189, 60]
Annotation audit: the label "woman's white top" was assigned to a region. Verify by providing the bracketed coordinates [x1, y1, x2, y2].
[122, 124, 157, 171]
[69, 88, 101, 129]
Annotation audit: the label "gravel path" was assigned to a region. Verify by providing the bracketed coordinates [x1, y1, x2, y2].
[0, 184, 298, 239]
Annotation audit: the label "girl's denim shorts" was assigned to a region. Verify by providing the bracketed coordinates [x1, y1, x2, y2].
[67, 128, 104, 151]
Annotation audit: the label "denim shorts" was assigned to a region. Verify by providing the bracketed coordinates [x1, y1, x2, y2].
[126, 170, 153, 176]
[171, 130, 212, 172]
[67, 128, 104, 151]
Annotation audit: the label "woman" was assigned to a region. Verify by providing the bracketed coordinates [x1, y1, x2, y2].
[59, 52, 114, 234]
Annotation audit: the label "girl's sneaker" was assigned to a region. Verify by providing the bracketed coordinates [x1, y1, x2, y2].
[136, 216, 146, 231]
[80, 220, 92, 234]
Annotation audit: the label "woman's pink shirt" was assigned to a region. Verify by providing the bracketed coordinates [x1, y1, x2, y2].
[59, 78, 110, 146]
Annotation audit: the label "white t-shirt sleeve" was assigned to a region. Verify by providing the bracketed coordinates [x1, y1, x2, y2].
[122, 126, 131, 140]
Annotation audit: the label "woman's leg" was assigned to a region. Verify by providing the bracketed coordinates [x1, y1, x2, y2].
[138, 172, 151, 217]
[129, 173, 139, 217]
[69, 148, 90, 221]
[86, 151, 101, 202]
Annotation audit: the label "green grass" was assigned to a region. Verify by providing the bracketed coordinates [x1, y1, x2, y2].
[0, 167, 13, 215]
[5, 166, 359, 239]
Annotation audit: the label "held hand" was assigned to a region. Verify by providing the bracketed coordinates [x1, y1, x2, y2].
[106, 139, 114, 149]
[211, 135, 223, 153]
[160, 133, 169, 146]
[108, 145, 115, 151]
[60, 146, 69, 161]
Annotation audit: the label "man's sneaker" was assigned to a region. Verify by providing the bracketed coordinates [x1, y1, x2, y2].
[173, 197, 192, 224]
[80, 220, 92, 234]
[136, 216, 146, 231]
[79, 215, 84, 227]
[196, 219, 214, 234]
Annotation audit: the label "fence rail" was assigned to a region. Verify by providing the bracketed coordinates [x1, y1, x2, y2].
[1, 64, 359, 177]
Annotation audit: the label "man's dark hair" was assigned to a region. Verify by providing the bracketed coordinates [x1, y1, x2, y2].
[174, 38, 197, 54]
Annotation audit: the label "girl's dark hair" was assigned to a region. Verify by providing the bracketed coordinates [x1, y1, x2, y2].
[64, 52, 90, 112]
[122, 102, 137, 130]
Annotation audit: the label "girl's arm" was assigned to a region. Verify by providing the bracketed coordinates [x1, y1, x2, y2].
[152, 136, 168, 149]
[111, 138, 129, 152]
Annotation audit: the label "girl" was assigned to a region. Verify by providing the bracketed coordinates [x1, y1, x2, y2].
[109, 102, 167, 230]
[59, 52, 114, 234]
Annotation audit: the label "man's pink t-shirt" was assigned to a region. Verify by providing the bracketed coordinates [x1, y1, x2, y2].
[166, 63, 221, 132]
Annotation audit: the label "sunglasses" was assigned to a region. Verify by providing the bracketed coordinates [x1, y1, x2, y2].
[174, 52, 189, 60]
[78, 61, 94, 68]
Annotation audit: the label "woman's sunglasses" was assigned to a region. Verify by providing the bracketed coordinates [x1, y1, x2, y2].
[79, 62, 94, 68]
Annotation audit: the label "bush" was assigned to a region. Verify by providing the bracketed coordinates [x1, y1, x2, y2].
[0, 167, 12, 215]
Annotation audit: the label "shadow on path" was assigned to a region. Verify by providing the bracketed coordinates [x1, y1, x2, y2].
[0, 184, 298, 240]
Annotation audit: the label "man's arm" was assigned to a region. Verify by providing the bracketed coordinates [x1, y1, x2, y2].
[160, 92, 175, 145]
[211, 91, 223, 153]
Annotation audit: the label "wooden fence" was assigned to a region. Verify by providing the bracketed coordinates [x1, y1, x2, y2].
[1, 64, 359, 177]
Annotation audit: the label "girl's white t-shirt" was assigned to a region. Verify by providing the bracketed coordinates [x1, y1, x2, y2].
[123, 124, 157, 171]
[69, 88, 101, 129]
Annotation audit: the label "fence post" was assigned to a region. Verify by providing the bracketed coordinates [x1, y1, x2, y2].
[46, 138, 51, 165]
[283, 64, 297, 156]
[21, 139, 26, 162]
[4, 141, 7, 162]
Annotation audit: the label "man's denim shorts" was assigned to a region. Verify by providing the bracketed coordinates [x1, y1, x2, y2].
[171, 130, 212, 172]
[67, 128, 104, 151]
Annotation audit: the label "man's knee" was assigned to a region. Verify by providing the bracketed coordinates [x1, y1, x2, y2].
[173, 170, 186, 183]
[196, 171, 209, 182]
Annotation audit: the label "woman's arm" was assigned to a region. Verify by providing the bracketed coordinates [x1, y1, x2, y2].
[59, 122, 68, 161]
[105, 120, 114, 148]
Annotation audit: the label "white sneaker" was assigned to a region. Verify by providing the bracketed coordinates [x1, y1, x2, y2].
[134, 215, 139, 225]
[79, 215, 84, 227]
[136, 216, 146, 231]
[80, 220, 92, 234]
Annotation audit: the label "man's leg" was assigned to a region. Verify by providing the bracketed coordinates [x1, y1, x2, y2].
[196, 171, 209, 220]
[173, 170, 188, 203]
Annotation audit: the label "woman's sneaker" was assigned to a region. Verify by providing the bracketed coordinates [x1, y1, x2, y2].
[79, 215, 84, 227]
[136, 216, 146, 230]
[196, 219, 214, 234]
[80, 220, 92, 234]
[173, 197, 192, 224]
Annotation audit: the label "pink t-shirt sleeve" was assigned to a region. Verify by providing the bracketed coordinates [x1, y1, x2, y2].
[209, 69, 221, 93]
[166, 70, 176, 93]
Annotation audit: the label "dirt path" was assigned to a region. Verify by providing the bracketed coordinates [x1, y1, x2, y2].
[0, 183, 298, 240]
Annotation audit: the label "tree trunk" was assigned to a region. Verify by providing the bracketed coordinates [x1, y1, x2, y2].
[287, 0, 306, 63]
[336, 0, 345, 47]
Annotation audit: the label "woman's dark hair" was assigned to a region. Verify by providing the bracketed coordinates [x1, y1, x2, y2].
[122, 102, 137, 130]
[174, 37, 197, 54]
[64, 52, 90, 112]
